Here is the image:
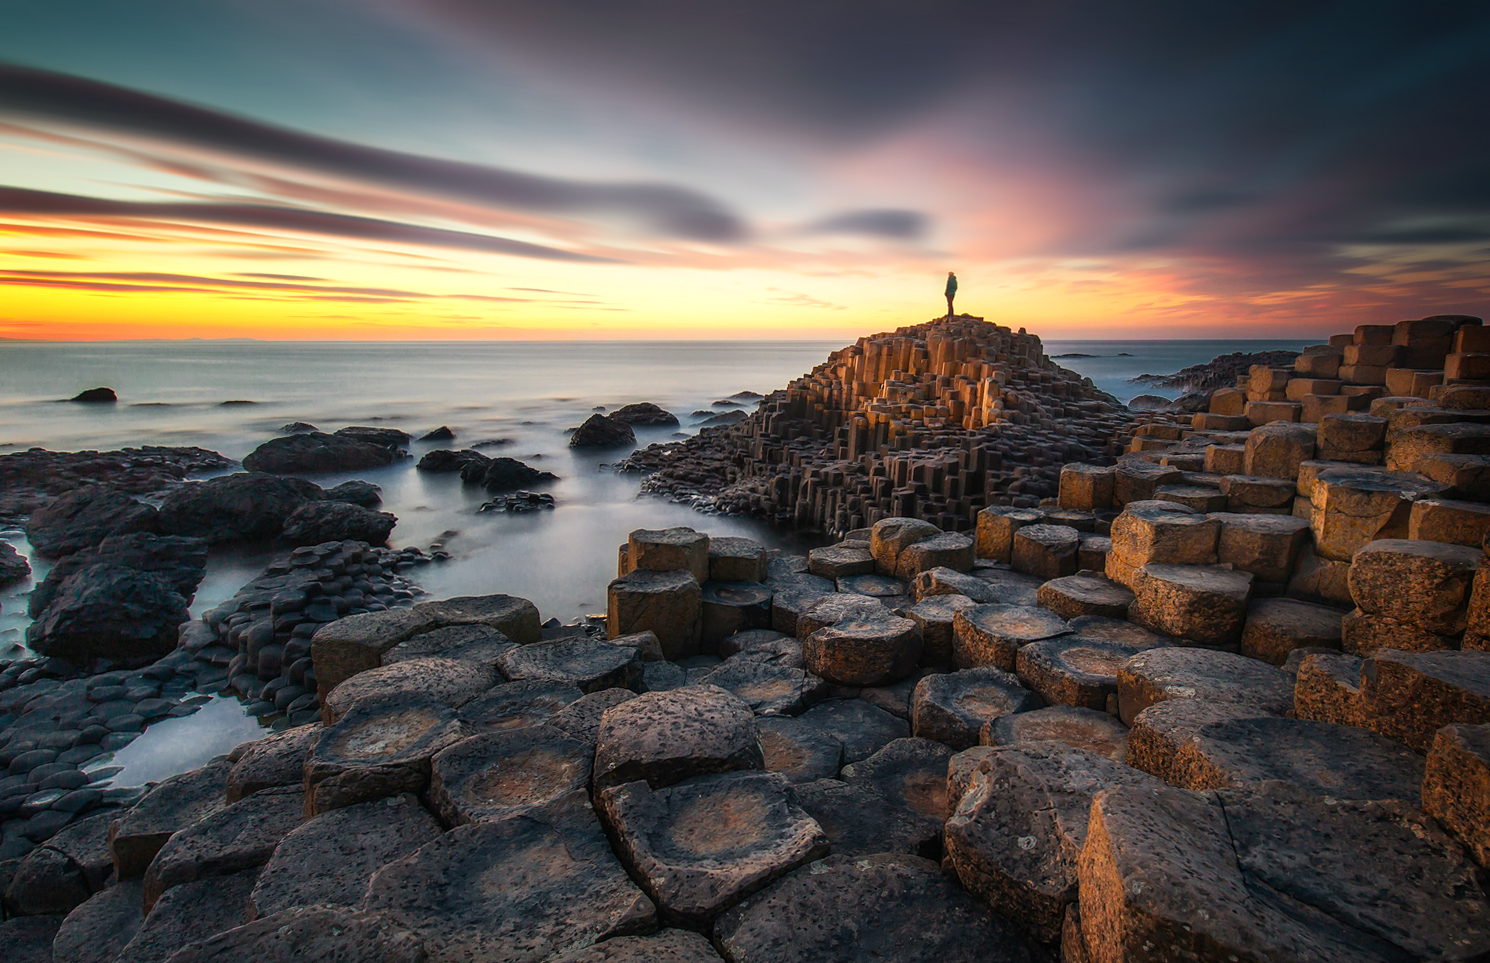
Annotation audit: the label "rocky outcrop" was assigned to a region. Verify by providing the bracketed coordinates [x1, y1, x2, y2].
[241, 432, 399, 474]
[157, 473, 323, 544]
[570, 413, 637, 448]
[25, 485, 158, 558]
[69, 387, 116, 403]
[611, 403, 680, 426]
[278, 501, 396, 546]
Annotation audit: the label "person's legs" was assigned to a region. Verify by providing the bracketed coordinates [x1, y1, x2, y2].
[946, 294, 954, 319]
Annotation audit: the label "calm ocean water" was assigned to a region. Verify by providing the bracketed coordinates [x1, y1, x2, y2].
[0, 337, 1307, 658]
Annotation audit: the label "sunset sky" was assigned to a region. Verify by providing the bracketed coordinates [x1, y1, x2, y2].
[1, 1, 1487, 340]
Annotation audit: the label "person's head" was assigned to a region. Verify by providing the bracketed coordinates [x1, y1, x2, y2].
[948, 271, 955, 276]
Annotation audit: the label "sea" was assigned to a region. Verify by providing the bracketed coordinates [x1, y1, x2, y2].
[0, 336, 1307, 775]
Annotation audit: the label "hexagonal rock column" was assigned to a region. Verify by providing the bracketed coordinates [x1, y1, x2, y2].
[1077, 784, 1490, 963]
[1127, 563, 1253, 648]
[1293, 650, 1367, 728]
[109, 759, 230, 879]
[700, 582, 774, 649]
[248, 794, 441, 920]
[322, 656, 500, 725]
[894, 532, 976, 579]
[796, 699, 909, 764]
[1066, 614, 1171, 648]
[607, 570, 702, 661]
[311, 594, 540, 700]
[1124, 699, 1276, 782]
[1310, 467, 1447, 561]
[698, 661, 827, 716]
[547, 689, 638, 746]
[226, 725, 318, 803]
[807, 545, 874, 580]
[1238, 597, 1343, 664]
[303, 694, 467, 816]
[544, 930, 725, 963]
[1113, 461, 1183, 507]
[1212, 513, 1310, 584]
[756, 716, 843, 783]
[803, 615, 921, 687]
[597, 770, 828, 929]
[982, 706, 1130, 761]
[1104, 506, 1217, 589]
[113, 869, 261, 963]
[1218, 474, 1295, 513]
[910, 667, 1042, 751]
[908, 594, 978, 667]
[1116, 647, 1294, 726]
[1015, 636, 1144, 711]
[1359, 650, 1490, 750]
[627, 527, 710, 583]
[1037, 574, 1134, 622]
[1349, 538, 1481, 636]
[791, 778, 940, 859]
[1425, 723, 1490, 868]
[1168, 715, 1425, 804]
[1010, 525, 1080, 580]
[708, 536, 768, 583]
[767, 583, 836, 637]
[383, 623, 515, 666]
[911, 566, 1001, 603]
[497, 638, 644, 693]
[946, 742, 1157, 943]
[593, 686, 763, 791]
[868, 517, 940, 576]
[841, 737, 955, 823]
[1243, 422, 1316, 479]
[163, 906, 426, 963]
[457, 680, 583, 732]
[1059, 464, 1115, 512]
[141, 785, 302, 913]
[363, 812, 657, 963]
[953, 604, 1070, 672]
[975, 507, 1043, 562]
[427, 727, 592, 825]
[1318, 412, 1388, 462]
[50, 879, 143, 963]
[1410, 497, 1490, 547]
[714, 853, 1035, 963]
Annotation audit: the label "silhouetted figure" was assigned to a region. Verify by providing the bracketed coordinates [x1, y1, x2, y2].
[945, 272, 958, 319]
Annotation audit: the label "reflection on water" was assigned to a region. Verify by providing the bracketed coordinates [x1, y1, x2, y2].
[87, 696, 268, 788]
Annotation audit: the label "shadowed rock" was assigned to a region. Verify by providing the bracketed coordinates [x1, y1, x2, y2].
[594, 686, 762, 791]
[26, 485, 158, 558]
[427, 727, 592, 825]
[1117, 647, 1294, 726]
[792, 779, 940, 859]
[547, 689, 639, 745]
[142, 786, 303, 913]
[110, 759, 231, 879]
[323, 657, 500, 724]
[1015, 635, 1144, 711]
[278, 501, 396, 546]
[796, 699, 909, 764]
[498, 638, 643, 693]
[227, 726, 319, 803]
[611, 403, 679, 426]
[756, 716, 843, 783]
[983, 706, 1130, 761]
[570, 413, 636, 448]
[304, 694, 467, 816]
[157, 473, 324, 543]
[116, 869, 259, 963]
[804, 615, 921, 686]
[52, 880, 143, 963]
[162, 906, 425, 963]
[911, 667, 1042, 751]
[954, 604, 1070, 672]
[699, 660, 827, 716]
[458, 680, 584, 732]
[841, 737, 955, 823]
[1125, 699, 1278, 783]
[242, 432, 397, 474]
[543, 929, 723, 962]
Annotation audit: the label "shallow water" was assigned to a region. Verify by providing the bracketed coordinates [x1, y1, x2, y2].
[87, 696, 267, 788]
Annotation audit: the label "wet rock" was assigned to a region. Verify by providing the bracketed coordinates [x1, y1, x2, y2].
[278, 502, 395, 546]
[242, 433, 397, 475]
[803, 615, 921, 687]
[226, 725, 319, 802]
[363, 811, 656, 963]
[543, 929, 723, 962]
[248, 794, 439, 919]
[1117, 647, 1294, 725]
[841, 737, 955, 823]
[797, 698, 909, 764]
[598, 770, 828, 927]
[71, 387, 116, 403]
[322, 480, 382, 507]
[52, 880, 144, 963]
[142, 786, 302, 913]
[610, 402, 679, 426]
[416, 449, 488, 474]
[157, 473, 323, 544]
[427, 727, 592, 824]
[117, 869, 259, 963]
[323, 657, 498, 725]
[1015, 635, 1143, 711]
[983, 706, 1129, 760]
[714, 853, 1035, 963]
[475, 457, 559, 492]
[303, 695, 467, 816]
[421, 426, 456, 441]
[594, 686, 762, 791]
[109, 760, 230, 879]
[458, 680, 584, 732]
[163, 906, 424, 963]
[570, 413, 636, 448]
[26, 485, 158, 558]
[755, 716, 843, 783]
[947, 742, 1156, 943]
[911, 667, 1042, 751]
[1170, 716, 1425, 803]
[953, 604, 1070, 672]
[699, 660, 826, 716]
[0, 539, 31, 586]
[1077, 784, 1490, 962]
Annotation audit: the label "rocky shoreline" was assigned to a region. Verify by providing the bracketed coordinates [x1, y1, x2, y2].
[5, 313, 1490, 961]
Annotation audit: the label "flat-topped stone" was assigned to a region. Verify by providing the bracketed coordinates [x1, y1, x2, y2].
[894, 532, 975, 579]
[1036, 573, 1134, 621]
[607, 569, 702, 661]
[1016, 636, 1144, 711]
[808, 545, 874, 579]
[598, 770, 828, 928]
[953, 604, 1070, 672]
[226, 725, 318, 803]
[1065, 614, 1171, 648]
[795, 698, 909, 764]
[755, 716, 843, 783]
[382, 623, 515, 666]
[1127, 563, 1253, 647]
[1361, 649, 1490, 750]
[1117, 647, 1294, 726]
[427, 727, 592, 825]
[841, 737, 955, 822]
[1010, 525, 1080, 580]
[457, 679, 584, 732]
[593, 686, 762, 790]
[109, 759, 230, 879]
[1349, 538, 1481, 635]
[698, 660, 826, 716]
[497, 638, 643, 692]
[323, 657, 499, 724]
[303, 694, 466, 816]
[982, 706, 1130, 761]
[544, 929, 724, 963]
[363, 812, 656, 963]
[1125, 698, 1277, 782]
[907, 594, 978, 666]
[628, 527, 710, 582]
[1212, 512, 1310, 582]
[795, 593, 889, 638]
[547, 689, 638, 745]
[976, 507, 1045, 562]
[790, 779, 939, 860]
[708, 536, 768, 583]
[162, 906, 424, 963]
[910, 667, 1042, 750]
[1239, 597, 1343, 665]
[803, 613, 921, 687]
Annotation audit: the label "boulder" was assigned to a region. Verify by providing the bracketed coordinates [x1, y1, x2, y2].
[242, 432, 397, 474]
[157, 473, 323, 543]
[278, 502, 396, 546]
[416, 449, 488, 474]
[911, 667, 1042, 750]
[427, 727, 592, 825]
[475, 457, 558, 492]
[569, 413, 636, 448]
[71, 387, 116, 402]
[593, 686, 762, 791]
[363, 813, 656, 963]
[333, 426, 410, 448]
[714, 853, 1035, 963]
[597, 770, 828, 928]
[25, 485, 157, 558]
[322, 479, 382, 507]
[610, 402, 679, 426]
[0, 540, 30, 586]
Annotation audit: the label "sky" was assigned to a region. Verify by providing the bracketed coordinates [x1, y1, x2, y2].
[0, 0, 1487, 340]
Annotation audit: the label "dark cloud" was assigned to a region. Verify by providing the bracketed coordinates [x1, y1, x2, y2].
[0, 267, 545, 303]
[0, 186, 620, 262]
[0, 62, 745, 241]
[805, 209, 927, 239]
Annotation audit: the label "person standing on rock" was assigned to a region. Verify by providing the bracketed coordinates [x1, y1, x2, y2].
[945, 271, 958, 319]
